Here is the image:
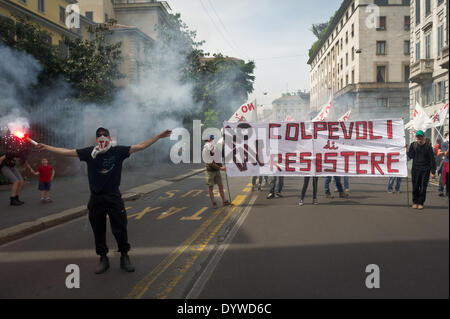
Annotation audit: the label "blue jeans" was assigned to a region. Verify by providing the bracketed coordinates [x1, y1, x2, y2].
[269, 176, 284, 194]
[343, 176, 349, 190]
[388, 177, 402, 192]
[325, 176, 343, 194]
[252, 176, 268, 185]
[438, 174, 444, 193]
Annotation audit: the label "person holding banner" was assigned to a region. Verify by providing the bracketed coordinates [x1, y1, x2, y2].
[267, 176, 284, 199]
[299, 177, 318, 206]
[36, 127, 172, 274]
[437, 132, 449, 198]
[203, 135, 231, 209]
[407, 130, 437, 210]
[324, 176, 346, 199]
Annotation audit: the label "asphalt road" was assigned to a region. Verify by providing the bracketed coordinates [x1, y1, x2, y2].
[0, 172, 448, 299]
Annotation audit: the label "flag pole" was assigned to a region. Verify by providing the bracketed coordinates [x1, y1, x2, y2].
[222, 129, 232, 204]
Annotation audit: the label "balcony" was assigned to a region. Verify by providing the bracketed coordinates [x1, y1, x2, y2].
[113, 0, 171, 12]
[410, 59, 434, 83]
[440, 45, 449, 69]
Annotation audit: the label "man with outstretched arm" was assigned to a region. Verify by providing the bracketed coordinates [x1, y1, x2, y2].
[36, 127, 172, 274]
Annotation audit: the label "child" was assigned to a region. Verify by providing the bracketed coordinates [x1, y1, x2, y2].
[26, 158, 55, 203]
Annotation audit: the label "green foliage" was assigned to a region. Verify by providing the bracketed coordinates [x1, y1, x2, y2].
[0, 14, 62, 84]
[203, 108, 219, 128]
[308, 10, 338, 59]
[62, 19, 124, 103]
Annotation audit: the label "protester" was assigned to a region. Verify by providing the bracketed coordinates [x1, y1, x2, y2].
[26, 158, 55, 203]
[267, 176, 284, 199]
[251, 176, 268, 191]
[437, 132, 449, 197]
[36, 127, 172, 274]
[299, 176, 318, 206]
[325, 176, 347, 198]
[387, 177, 402, 194]
[203, 135, 231, 209]
[407, 130, 436, 210]
[0, 134, 30, 206]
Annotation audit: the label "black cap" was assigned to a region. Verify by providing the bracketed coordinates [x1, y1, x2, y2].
[96, 127, 110, 137]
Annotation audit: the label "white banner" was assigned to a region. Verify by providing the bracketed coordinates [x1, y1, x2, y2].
[223, 119, 407, 177]
[432, 102, 449, 128]
[312, 98, 332, 122]
[228, 100, 258, 123]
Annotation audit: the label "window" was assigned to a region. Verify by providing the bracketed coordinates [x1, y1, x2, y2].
[351, 47, 355, 61]
[59, 40, 69, 59]
[425, 0, 431, 16]
[377, 16, 386, 30]
[59, 6, 65, 23]
[377, 66, 386, 83]
[404, 40, 410, 55]
[346, 74, 349, 86]
[375, 0, 388, 5]
[377, 98, 388, 108]
[404, 16, 410, 30]
[404, 65, 410, 82]
[345, 32, 348, 44]
[340, 58, 343, 70]
[376, 41, 386, 55]
[416, 0, 421, 25]
[351, 70, 355, 83]
[438, 0, 444, 5]
[86, 11, 93, 21]
[351, 24, 354, 37]
[425, 34, 431, 59]
[105, 13, 108, 22]
[37, 0, 44, 12]
[415, 41, 421, 61]
[436, 81, 446, 101]
[402, 0, 411, 4]
[346, 53, 348, 65]
[438, 24, 444, 55]
[422, 85, 433, 105]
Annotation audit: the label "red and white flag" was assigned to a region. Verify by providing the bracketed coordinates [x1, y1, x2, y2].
[431, 102, 449, 128]
[337, 110, 351, 122]
[312, 97, 332, 122]
[411, 102, 434, 131]
[285, 115, 295, 122]
[228, 100, 258, 123]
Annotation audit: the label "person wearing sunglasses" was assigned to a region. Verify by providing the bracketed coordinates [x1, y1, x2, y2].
[36, 127, 172, 274]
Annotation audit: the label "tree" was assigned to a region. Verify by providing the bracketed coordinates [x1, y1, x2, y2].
[62, 19, 123, 103]
[310, 23, 329, 39]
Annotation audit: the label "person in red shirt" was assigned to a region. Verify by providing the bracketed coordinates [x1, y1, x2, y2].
[26, 158, 55, 203]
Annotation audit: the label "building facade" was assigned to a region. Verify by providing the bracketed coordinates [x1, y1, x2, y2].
[0, 0, 93, 47]
[409, 0, 449, 141]
[262, 91, 310, 122]
[77, 0, 170, 86]
[308, 0, 411, 122]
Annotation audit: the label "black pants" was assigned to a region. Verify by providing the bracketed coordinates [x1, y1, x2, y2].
[88, 192, 130, 256]
[411, 167, 431, 205]
[301, 177, 318, 200]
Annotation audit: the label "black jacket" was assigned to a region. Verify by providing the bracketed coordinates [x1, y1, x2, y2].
[407, 139, 436, 174]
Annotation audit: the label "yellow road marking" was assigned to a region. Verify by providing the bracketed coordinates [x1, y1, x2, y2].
[181, 207, 208, 221]
[159, 190, 179, 200]
[126, 207, 132, 211]
[156, 195, 247, 299]
[156, 206, 188, 221]
[181, 190, 204, 198]
[126, 206, 228, 299]
[130, 206, 162, 220]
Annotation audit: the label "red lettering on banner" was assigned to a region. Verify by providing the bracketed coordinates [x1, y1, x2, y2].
[328, 122, 339, 140]
[356, 152, 369, 174]
[269, 124, 281, 139]
[324, 152, 338, 172]
[300, 152, 312, 171]
[316, 153, 322, 173]
[314, 122, 328, 139]
[301, 123, 312, 139]
[341, 152, 354, 173]
[247, 103, 255, 111]
[387, 120, 393, 139]
[356, 122, 368, 140]
[371, 153, 385, 175]
[285, 153, 296, 172]
[286, 123, 299, 141]
[270, 154, 283, 172]
[387, 152, 400, 173]
[369, 122, 382, 140]
[340, 122, 354, 139]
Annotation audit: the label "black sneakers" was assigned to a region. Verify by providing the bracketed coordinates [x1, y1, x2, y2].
[10, 197, 23, 206]
[95, 256, 110, 274]
[120, 254, 135, 272]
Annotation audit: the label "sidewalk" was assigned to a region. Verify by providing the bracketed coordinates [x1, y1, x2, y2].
[0, 163, 204, 232]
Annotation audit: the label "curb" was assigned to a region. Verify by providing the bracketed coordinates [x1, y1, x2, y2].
[0, 168, 205, 246]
